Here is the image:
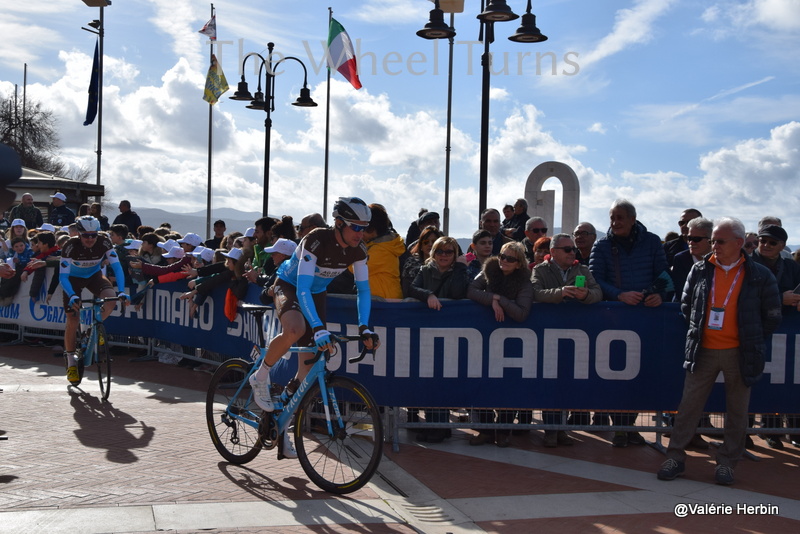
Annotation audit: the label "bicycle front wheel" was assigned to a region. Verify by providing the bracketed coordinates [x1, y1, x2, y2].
[95, 324, 112, 401]
[206, 359, 262, 464]
[295, 376, 383, 494]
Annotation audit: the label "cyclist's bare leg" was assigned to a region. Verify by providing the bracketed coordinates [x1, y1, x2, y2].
[99, 287, 118, 320]
[64, 309, 79, 353]
[253, 309, 305, 381]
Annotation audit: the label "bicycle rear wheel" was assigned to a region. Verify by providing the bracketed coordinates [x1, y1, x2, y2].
[94, 324, 112, 401]
[206, 359, 262, 464]
[295, 375, 383, 494]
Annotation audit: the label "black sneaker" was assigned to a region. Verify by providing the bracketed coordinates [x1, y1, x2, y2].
[657, 458, 685, 480]
[611, 431, 628, 448]
[765, 436, 784, 450]
[715, 465, 734, 485]
[627, 432, 646, 446]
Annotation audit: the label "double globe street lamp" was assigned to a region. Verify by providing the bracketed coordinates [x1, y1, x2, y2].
[230, 43, 317, 217]
[418, 0, 547, 219]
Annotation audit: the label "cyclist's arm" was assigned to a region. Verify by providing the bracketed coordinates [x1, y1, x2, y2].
[295, 248, 323, 329]
[353, 258, 372, 331]
[59, 260, 77, 299]
[105, 248, 126, 293]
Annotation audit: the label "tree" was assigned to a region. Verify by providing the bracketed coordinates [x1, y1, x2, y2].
[0, 92, 68, 176]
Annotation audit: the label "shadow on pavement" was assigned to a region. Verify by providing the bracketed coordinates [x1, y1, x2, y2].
[70, 390, 155, 463]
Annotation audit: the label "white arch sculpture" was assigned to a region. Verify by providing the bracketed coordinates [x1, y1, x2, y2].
[523, 161, 580, 234]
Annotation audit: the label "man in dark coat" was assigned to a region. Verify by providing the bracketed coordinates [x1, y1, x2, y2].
[113, 200, 143, 234]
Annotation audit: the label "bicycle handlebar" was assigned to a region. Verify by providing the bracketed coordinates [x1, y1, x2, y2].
[303, 333, 377, 366]
[67, 295, 125, 313]
[78, 296, 124, 305]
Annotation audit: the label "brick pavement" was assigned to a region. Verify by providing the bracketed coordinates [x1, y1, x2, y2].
[2, 343, 799, 534]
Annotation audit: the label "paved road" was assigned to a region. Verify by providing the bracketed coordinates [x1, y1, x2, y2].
[2, 345, 799, 533]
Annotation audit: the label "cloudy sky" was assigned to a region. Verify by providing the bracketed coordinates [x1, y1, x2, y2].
[1, 0, 799, 240]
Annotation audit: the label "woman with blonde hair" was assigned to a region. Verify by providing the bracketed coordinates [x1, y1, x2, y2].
[467, 241, 534, 447]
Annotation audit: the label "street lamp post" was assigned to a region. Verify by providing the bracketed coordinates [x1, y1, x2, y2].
[418, 0, 547, 222]
[230, 43, 317, 217]
[81, 0, 111, 187]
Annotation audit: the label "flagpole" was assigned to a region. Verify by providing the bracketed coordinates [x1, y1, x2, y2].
[205, 3, 214, 240]
[323, 7, 333, 222]
[96, 5, 105, 186]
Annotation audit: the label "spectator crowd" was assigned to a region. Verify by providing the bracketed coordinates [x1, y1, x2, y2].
[1, 192, 798, 483]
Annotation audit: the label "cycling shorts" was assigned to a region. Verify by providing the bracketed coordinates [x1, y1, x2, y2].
[62, 272, 114, 309]
[272, 278, 327, 347]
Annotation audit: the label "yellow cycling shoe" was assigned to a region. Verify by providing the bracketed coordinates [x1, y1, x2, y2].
[67, 365, 81, 386]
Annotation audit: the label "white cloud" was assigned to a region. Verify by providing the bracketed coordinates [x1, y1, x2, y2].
[490, 87, 510, 101]
[587, 122, 607, 134]
[580, 0, 678, 69]
[627, 94, 800, 145]
[144, 0, 205, 71]
[697, 0, 800, 42]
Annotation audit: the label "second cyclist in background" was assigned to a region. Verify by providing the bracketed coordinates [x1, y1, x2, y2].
[60, 216, 129, 385]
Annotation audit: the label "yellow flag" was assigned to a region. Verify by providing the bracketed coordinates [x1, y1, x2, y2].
[203, 54, 229, 105]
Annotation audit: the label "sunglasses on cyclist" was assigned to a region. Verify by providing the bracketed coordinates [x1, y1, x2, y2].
[81, 233, 98, 239]
[686, 236, 709, 243]
[343, 220, 368, 232]
[498, 253, 519, 263]
[552, 246, 577, 253]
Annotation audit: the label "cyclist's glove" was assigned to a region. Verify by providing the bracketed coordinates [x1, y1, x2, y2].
[360, 329, 379, 348]
[117, 292, 130, 303]
[68, 295, 80, 308]
[314, 329, 332, 350]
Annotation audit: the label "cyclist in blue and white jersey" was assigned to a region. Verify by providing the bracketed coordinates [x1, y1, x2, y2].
[60, 216, 129, 384]
[249, 197, 381, 423]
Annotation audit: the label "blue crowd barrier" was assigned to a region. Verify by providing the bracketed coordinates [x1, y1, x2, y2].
[3, 275, 798, 414]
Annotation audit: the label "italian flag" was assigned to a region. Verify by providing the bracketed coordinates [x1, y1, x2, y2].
[327, 18, 362, 90]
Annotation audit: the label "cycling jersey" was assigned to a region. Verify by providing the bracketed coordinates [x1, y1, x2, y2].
[59, 234, 125, 297]
[277, 228, 370, 329]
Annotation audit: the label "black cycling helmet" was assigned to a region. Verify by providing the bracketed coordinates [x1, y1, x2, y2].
[332, 197, 371, 223]
[75, 215, 101, 233]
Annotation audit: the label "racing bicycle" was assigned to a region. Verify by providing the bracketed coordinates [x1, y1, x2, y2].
[67, 296, 123, 401]
[205, 303, 383, 494]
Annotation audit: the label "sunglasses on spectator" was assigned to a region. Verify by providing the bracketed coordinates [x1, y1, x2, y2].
[744, 241, 758, 249]
[686, 236, 709, 243]
[81, 233, 98, 239]
[343, 220, 368, 232]
[498, 253, 519, 263]
[552, 246, 577, 253]
[758, 237, 780, 247]
[573, 231, 594, 238]
[530, 228, 548, 234]
[709, 239, 734, 246]
[435, 249, 455, 256]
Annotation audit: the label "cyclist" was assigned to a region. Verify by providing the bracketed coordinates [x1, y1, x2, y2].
[249, 197, 381, 456]
[60, 216, 129, 385]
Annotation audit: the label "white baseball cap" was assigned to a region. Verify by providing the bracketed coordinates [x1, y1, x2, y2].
[157, 239, 178, 251]
[222, 248, 243, 261]
[50, 192, 67, 202]
[163, 246, 186, 259]
[177, 233, 203, 247]
[124, 239, 143, 250]
[264, 238, 297, 257]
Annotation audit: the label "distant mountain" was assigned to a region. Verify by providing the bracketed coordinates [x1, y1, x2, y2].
[134, 207, 263, 238]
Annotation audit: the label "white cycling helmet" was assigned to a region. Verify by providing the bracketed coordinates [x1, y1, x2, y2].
[75, 215, 101, 233]
[332, 197, 371, 223]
